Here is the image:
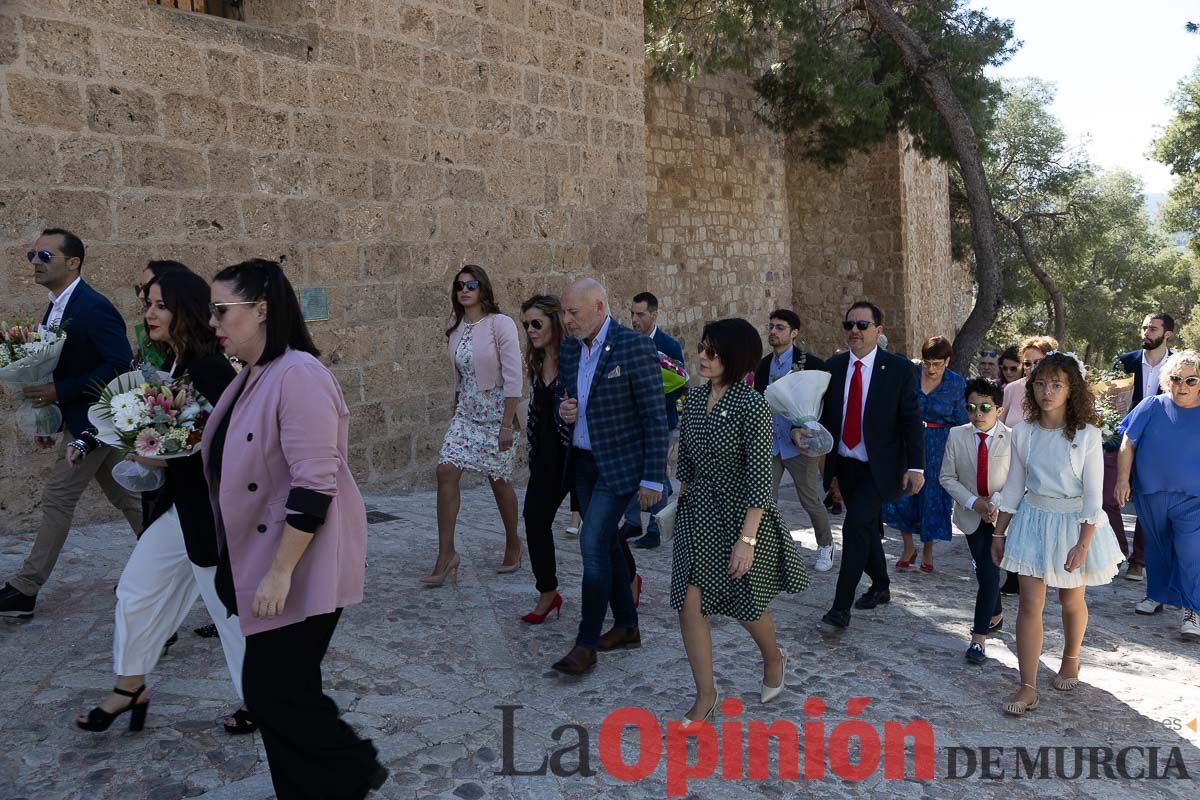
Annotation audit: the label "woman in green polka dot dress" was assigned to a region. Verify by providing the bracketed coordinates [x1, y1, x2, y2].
[672, 319, 810, 723]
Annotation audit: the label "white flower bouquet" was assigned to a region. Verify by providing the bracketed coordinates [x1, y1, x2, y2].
[764, 369, 836, 456]
[0, 321, 68, 436]
[88, 367, 213, 491]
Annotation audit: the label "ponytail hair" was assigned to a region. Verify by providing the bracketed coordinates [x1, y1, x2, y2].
[211, 258, 320, 365]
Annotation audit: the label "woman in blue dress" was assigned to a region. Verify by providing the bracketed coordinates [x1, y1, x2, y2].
[885, 336, 968, 571]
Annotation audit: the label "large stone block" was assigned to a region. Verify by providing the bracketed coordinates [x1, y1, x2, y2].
[56, 136, 119, 187]
[21, 15, 99, 77]
[123, 142, 208, 190]
[113, 192, 182, 240]
[84, 84, 158, 136]
[163, 93, 228, 145]
[229, 103, 291, 151]
[7, 73, 84, 131]
[35, 190, 113, 240]
[0, 129, 56, 183]
[100, 32, 205, 94]
[0, 16, 17, 65]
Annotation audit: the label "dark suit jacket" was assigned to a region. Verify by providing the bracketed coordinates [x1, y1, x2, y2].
[1116, 349, 1171, 409]
[559, 318, 669, 495]
[40, 280, 132, 437]
[753, 346, 829, 393]
[818, 348, 924, 502]
[651, 326, 685, 431]
[145, 353, 236, 567]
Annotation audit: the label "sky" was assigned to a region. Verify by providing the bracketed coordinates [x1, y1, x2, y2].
[971, 0, 1199, 194]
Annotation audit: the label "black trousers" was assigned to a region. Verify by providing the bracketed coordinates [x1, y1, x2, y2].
[243, 609, 380, 800]
[832, 458, 890, 612]
[965, 522, 1004, 635]
[523, 464, 570, 594]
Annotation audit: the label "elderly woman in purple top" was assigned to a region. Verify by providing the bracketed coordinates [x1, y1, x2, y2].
[202, 259, 386, 800]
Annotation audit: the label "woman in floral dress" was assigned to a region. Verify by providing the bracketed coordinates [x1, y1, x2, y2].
[672, 318, 809, 723]
[884, 336, 968, 571]
[424, 265, 524, 587]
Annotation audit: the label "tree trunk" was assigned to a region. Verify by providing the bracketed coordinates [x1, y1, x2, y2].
[860, 0, 1004, 375]
[996, 212, 1067, 343]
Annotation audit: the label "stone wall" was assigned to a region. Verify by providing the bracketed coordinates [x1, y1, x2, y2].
[0, 0, 648, 531]
[643, 72, 791, 351]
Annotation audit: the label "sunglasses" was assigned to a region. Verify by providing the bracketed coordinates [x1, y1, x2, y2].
[979, 351, 999, 359]
[966, 402, 996, 413]
[696, 342, 718, 359]
[1169, 375, 1200, 387]
[522, 318, 545, 331]
[209, 300, 260, 318]
[26, 250, 55, 264]
[1022, 358, 1043, 369]
[842, 320, 873, 331]
[454, 279, 481, 292]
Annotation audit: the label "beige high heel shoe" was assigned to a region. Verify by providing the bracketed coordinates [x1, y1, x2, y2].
[1003, 683, 1040, 716]
[422, 554, 460, 588]
[1052, 654, 1081, 691]
[497, 547, 523, 574]
[681, 694, 720, 727]
[761, 647, 788, 704]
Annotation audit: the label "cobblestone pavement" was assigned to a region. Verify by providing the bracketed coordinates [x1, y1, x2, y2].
[1, 483, 1198, 799]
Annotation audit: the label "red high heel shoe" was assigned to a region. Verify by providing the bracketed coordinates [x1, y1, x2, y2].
[632, 574, 643, 608]
[897, 552, 918, 570]
[521, 593, 562, 624]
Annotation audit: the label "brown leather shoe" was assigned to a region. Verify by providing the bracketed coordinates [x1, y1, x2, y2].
[597, 626, 642, 652]
[551, 645, 596, 675]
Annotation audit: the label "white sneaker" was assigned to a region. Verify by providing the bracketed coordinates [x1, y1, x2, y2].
[1182, 609, 1200, 642]
[1135, 596, 1163, 615]
[815, 544, 835, 572]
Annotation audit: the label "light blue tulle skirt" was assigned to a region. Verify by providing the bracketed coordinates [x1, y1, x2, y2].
[1000, 493, 1125, 588]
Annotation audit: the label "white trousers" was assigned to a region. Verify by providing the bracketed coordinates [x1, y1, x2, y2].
[113, 507, 245, 698]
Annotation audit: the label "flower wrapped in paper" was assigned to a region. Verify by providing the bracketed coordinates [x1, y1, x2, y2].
[763, 370, 835, 456]
[657, 351, 689, 394]
[0, 322, 68, 436]
[88, 367, 214, 491]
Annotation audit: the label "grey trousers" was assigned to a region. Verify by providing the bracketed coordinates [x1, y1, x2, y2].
[771, 454, 834, 548]
[9, 441, 142, 596]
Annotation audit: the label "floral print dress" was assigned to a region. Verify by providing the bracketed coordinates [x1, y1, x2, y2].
[438, 321, 515, 481]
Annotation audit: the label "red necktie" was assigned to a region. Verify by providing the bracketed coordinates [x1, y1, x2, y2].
[842, 361, 863, 450]
[976, 432, 989, 497]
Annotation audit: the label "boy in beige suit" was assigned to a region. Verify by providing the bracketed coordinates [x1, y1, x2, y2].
[939, 377, 1012, 665]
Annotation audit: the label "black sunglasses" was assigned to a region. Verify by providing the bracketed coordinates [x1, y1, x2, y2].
[454, 279, 481, 292]
[1169, 375, 1200, 387]
[966, 402, 996, 413]
[26, 250, 55, 264]
[842, 320, 873, 331]
[522, 318, 544, 331]
[979, 351, 1000, 359]
[696, 342, 717, 359]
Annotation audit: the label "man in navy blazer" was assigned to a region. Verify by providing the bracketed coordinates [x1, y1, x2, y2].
[1113, 312, 1175, 583]
[796, 301, 924, 629]
[620, 291, 684, 549]
[552, 279, 668, 674]
[0, 229, 141, 618]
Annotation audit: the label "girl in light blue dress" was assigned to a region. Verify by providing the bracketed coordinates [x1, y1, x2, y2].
[991, 353, 1124, 717]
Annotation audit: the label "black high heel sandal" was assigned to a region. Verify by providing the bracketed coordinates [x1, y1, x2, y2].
[222, 707, 258, 735]
[77, 685, 149, 732]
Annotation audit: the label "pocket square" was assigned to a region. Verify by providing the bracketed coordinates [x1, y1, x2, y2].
[606, 366, 622, 379]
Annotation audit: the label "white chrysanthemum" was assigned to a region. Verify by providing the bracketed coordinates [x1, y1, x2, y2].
[113, 411, 140, 432]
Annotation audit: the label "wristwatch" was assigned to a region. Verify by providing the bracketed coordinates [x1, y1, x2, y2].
[739, 535, 757, 547]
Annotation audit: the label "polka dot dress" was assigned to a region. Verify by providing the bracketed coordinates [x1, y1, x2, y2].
[670, 381, 810, 621]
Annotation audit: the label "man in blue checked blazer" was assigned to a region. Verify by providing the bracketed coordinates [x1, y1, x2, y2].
[550, 278, 668, 675]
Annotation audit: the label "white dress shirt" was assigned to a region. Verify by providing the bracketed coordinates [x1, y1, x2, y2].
[837, 347, 877, 462]
[965, 422, 999, 510]
[44, 276, 81, 330]
[1142, 350, 1166, 400]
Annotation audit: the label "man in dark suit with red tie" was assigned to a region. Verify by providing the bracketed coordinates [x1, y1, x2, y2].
[795, 301, 924, 629]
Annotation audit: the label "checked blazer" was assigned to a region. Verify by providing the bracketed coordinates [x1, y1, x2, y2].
[559, 318, 669, 496]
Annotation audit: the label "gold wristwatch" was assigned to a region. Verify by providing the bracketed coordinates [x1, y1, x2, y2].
[739, 535, 757, 547]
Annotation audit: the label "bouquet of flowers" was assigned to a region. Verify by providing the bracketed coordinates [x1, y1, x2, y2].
[0, 322, 68, 436]
[1090, 367, 1128, 449]
[763, 370, 836, 456]
[658, 351, 689, 394]
[88, 367, 213, 491]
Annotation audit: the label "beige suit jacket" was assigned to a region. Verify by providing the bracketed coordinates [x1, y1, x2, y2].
[938, 421, 1013, 534]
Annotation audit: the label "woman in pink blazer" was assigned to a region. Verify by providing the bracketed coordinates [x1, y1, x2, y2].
[202, 259, 386, 799]
[424, 265, 524, 586]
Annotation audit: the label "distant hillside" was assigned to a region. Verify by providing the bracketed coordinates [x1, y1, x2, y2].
[1145, 192, 1191, 248]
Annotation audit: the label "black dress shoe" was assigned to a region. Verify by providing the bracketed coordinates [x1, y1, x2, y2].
[0, 583, 35, 618]
[552, 646, 597, 675]
[821, 609, 850, 629]
[854, 589, 891, 610]
[619, 523, 643, 540]
[633, 534, 660, 549]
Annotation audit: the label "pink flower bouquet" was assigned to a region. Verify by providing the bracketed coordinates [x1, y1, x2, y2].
[0, 321, 68, 436]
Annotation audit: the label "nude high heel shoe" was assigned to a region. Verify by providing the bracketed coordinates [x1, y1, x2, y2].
[422, 554, 460, 588]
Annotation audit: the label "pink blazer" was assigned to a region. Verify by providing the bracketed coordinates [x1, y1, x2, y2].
[447, 313, 523, 398]
[201, 349, 367, 636]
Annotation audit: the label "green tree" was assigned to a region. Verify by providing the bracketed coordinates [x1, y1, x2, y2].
[646, 0, 1018, 373]
[1152, 63, 1200, 254]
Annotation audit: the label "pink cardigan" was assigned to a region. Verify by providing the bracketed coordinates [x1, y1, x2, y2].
[447, 313, 523, 398]
[1002, 377, 1028, 426]
[201, 349, 367, 636]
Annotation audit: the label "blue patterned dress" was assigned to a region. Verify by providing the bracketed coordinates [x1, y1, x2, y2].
[883, 366, 968, 542]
